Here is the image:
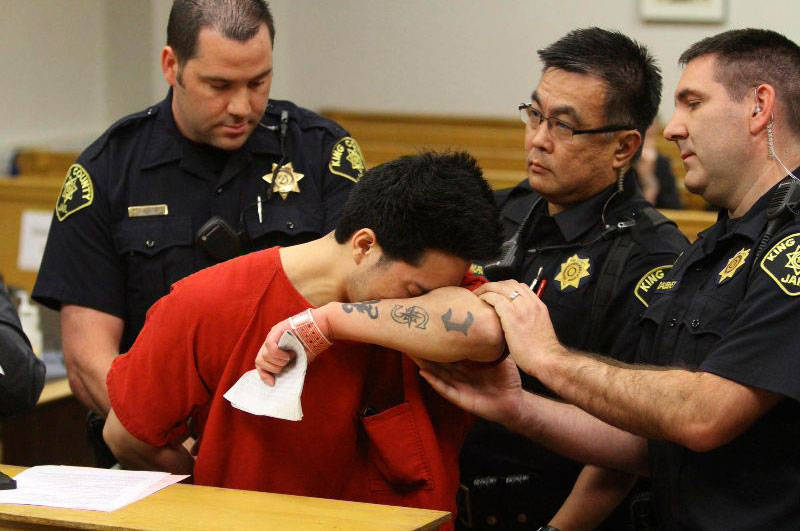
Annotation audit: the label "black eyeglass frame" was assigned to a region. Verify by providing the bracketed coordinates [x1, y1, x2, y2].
[518, 103, 635, 137]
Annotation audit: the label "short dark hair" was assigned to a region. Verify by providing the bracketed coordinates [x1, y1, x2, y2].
[679, 29, 800, 136]
[537, 27, 662, 137]
[167, 0, 275, 65]
[334, 151, 502, 265]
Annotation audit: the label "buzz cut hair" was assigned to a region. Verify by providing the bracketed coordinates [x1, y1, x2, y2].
[167, 0, 275, 66]
[679, 28, 800, 136]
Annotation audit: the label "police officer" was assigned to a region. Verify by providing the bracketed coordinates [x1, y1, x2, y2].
[33, 0, 364, 461]
[457, 28, 687, 529]
[425, 28, 800, 531]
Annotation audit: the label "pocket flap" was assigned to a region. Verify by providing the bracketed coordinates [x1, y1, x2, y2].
[361, 402, 433, 491]
[114, 216, 193, 256]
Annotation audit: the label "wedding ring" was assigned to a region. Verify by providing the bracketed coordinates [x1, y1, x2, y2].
[509, 290, 521, 301]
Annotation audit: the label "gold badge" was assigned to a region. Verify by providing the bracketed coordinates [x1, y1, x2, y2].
[329, 136, 366, 183]
[469, 263, 484, 275]
[263, 162, 304, 200]
[634, 264, 673, 307]
[56, 164, 94, 221]
[761, 232, 800, 295]
[718, 248, 750, 284]
[555, 254, 591, 290]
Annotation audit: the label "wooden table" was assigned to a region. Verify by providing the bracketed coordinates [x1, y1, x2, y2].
[0, 465, 450, 530]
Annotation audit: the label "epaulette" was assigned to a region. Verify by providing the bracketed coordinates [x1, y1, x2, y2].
[263, 99, 347, 136]
[84, 105, 159, 160]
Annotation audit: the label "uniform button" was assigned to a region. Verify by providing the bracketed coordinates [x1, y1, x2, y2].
[216, 187, 223, 194]
[694, 264, 704, 271]
[691, 319, 700, 328]
[668, 318, 678, 327]
[286, 221, 295, 229]
[145, 240, 155, 248]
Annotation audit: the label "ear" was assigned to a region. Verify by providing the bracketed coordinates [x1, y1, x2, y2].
[161, 46, 178, 87]
[611, 129, 643, 170]
[749, 83, 776, 135]
[350, 228, 379, 265]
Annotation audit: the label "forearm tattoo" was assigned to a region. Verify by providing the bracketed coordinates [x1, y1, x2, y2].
[341, 300, 380, 319]
[391, 304, 429, 329]
[441, 308, 474, 336]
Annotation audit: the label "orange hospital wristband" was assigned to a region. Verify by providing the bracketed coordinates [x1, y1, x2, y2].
[288, 309, 333, 357]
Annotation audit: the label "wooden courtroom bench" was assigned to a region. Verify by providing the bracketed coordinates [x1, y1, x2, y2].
[322, 109, 708, 210]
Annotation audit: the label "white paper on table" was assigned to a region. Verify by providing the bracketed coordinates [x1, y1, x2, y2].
[223, 330, 307, 420]
[0, 465, 188, 512]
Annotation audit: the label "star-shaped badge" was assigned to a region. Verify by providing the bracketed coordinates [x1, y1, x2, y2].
[718, 247, 750, 284]
[555, 254, 591, 290]
[263, 162, 304, 200]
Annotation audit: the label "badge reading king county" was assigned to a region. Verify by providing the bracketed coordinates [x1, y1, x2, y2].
[555, 254, 591, 290]
[634, 264, 673, 307]
[718, 247, 750, 284]
[263, 162, 304, 200]
[761, 232, 800, 295]
[328, 137, 366, 183]
[56, 164, 94, 221]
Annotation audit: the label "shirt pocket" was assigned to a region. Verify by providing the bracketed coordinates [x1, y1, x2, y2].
[245, 200, 325, 248]
[675, 295, 733, 368]
[113, 215, 195, 314]
[361, 402, 434, 493]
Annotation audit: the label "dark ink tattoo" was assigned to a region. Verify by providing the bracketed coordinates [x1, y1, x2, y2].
[341, 300, 380, 319]
[391, 304, 429, 329]
[441, 309, 474, 336]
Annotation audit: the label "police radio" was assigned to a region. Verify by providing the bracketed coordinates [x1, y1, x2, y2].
[754, 178, 800, 261]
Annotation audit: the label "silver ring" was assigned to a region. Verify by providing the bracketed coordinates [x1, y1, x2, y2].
[509, 290, 521, 301]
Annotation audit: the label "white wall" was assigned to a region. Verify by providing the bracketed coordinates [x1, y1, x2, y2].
[3, 0, 800, 171]
[272, 0, 800, 121]
[1, 0, 106, 161]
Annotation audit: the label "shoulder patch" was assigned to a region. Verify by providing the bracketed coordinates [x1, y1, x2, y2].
[55, 164, 94, 221]
[760, 232, 800, 295]
[634, 264, 673, 307]
[328, 137, 366, 183]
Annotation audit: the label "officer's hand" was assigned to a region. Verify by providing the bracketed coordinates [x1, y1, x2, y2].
[419, 357, 524, 426]
[475, 280, 562, 377]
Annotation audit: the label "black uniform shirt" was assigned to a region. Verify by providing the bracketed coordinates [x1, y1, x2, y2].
[33, 92, 364, 352]
[461, 174, 688, 527]
[640, 179, 800, 530]
[497, 174, 687, 362]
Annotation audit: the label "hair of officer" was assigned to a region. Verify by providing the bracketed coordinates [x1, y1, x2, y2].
[679, 28, 800, 136]
[537, 27, 662, 137]
[334, 151, 503, 266]
[167, 0, 275, 66]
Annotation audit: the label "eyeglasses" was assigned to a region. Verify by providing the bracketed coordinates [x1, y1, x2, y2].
[518, 103, 635, 141]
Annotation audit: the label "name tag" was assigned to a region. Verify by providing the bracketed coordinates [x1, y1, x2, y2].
[128, 204, 169, 217]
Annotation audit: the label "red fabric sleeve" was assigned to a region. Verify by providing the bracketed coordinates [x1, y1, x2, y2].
[107, 283, 212, 447]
